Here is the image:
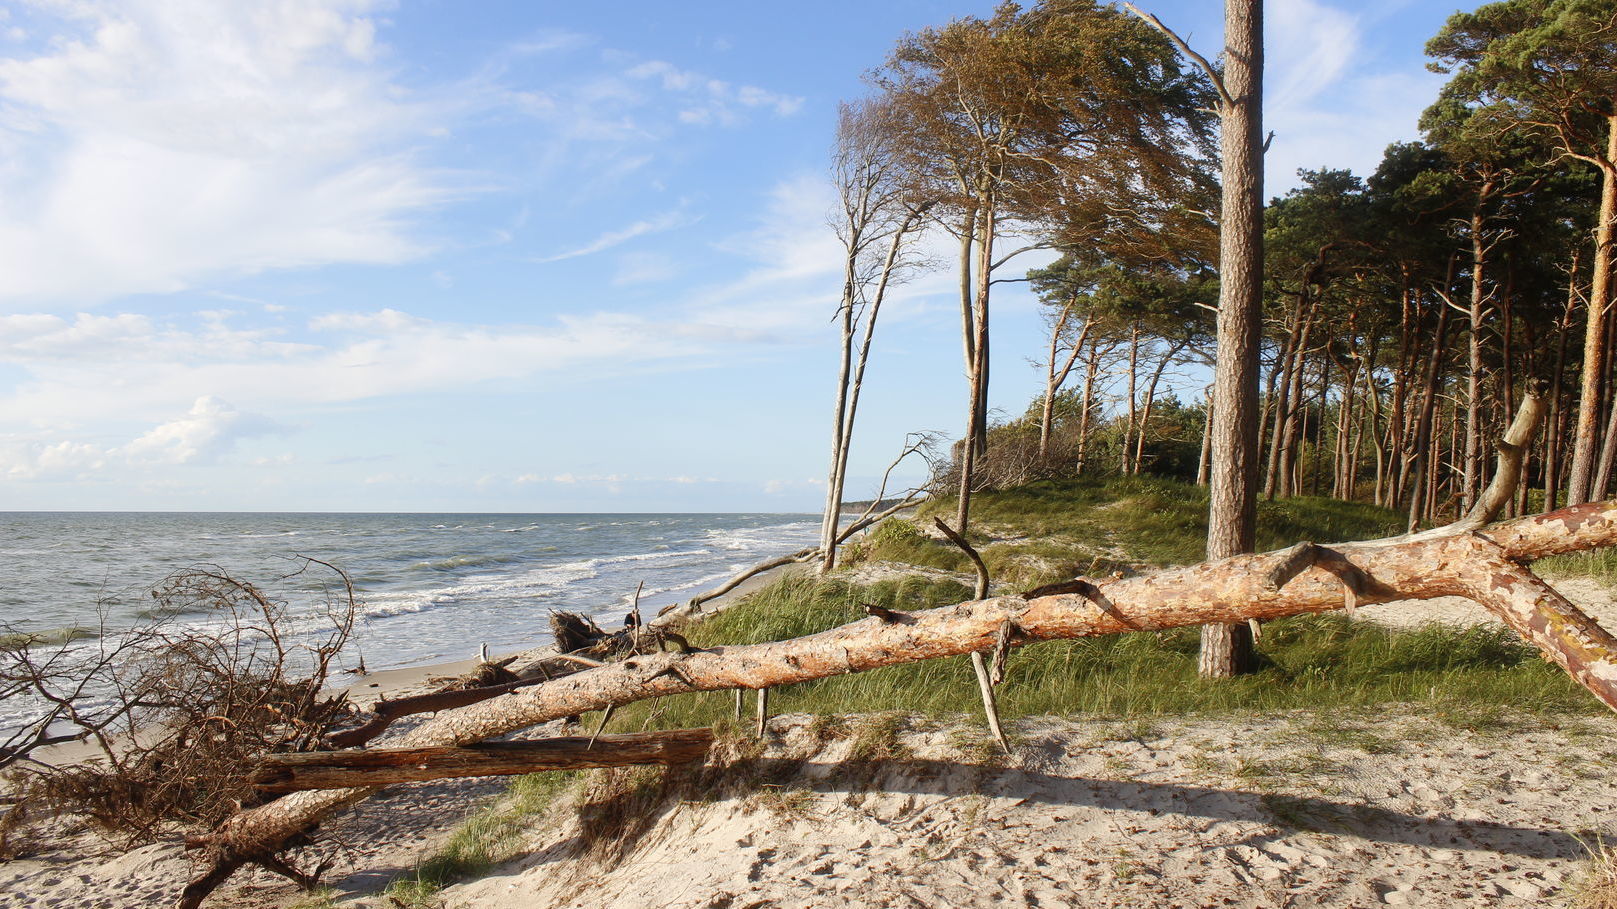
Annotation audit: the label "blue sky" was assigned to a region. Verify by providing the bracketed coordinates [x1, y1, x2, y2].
[0, 0, 1457, 512]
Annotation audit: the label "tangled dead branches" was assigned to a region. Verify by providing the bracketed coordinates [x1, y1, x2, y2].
[0, 560, 358, 849]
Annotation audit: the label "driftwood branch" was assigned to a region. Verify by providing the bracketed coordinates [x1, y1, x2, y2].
[931, 517, 989, 600]
[252, 730, 714, 793]
[181, 500, 1617, 907]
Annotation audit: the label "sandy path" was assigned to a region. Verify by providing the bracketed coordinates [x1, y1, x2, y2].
[428, 712, 1617, 909]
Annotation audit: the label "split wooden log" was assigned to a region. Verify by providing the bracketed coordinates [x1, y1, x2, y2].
[252, 730, 714, 793]
[181, 500, 1617, 908]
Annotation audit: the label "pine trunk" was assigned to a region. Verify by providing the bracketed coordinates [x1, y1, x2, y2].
[1567, 120, 1617, 504]
[1199, 0, 1264, 679]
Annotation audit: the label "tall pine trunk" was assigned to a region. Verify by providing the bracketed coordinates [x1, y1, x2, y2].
[1567, 118, 1617, 504]
[1200, 0, 1263, 679]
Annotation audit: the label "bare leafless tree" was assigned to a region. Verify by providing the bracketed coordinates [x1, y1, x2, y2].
[820, 97, 931, 572]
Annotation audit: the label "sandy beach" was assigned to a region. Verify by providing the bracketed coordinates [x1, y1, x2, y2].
[2, 560, 1614, 909]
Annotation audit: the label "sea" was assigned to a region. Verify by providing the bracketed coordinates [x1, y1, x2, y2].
[0, 512, 820, 733]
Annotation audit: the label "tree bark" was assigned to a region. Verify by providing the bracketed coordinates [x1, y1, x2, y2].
[1200, 0, 1264, 678]
[1464, 200, 1489, 514]
[1567, 118, 1617, 505]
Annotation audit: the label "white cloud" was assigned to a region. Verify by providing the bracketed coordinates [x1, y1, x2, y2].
[1, 395, 275, 477]
[533, 209, 687, 263]
[0, 0, 454, 307]
[1268, 0, 1360, 112]
[0, 439, 105, 479]
[123, 395, 277, 464]
[612, 251, 678, 285]
[626, 60, 802, 125]
[0, 305, 740, 428]
[1262, 0, 1446, 191]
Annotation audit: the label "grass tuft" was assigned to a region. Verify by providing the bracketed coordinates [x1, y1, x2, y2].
[384, 770, 585, 903]
[1540, 547, 1617, 586]
[1572, 834, 1617, 909]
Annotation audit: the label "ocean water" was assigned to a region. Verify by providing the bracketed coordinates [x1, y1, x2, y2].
[0, 512, 818, 730]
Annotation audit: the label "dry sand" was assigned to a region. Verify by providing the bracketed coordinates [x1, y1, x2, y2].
[415, 709, 1617, 909]
[2, 570, 1615, 908]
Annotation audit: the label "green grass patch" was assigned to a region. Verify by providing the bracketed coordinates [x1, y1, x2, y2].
[857, 476, 1406, 577]
[384, 770, 585, 904]
[1539, 546, 1617, 586]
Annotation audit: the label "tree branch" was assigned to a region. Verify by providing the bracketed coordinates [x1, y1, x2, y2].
[1122, 3, 1233, 110]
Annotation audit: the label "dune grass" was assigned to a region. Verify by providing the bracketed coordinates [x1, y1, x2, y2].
[841, 475, 1409, 590]
[1541, 547, 1617, 586]
[592, 476, 1603, 732]
[383, 770, 584, 905]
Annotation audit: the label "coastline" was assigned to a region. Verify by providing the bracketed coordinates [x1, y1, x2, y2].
[337, 558, 801, 709]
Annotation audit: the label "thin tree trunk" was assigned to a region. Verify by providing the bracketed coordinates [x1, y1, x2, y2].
[1567, 119, 1617, 504]
[1040, 313, 1089, 458]
[819, 274, 858, 570]
[1264, 297, 1303, 498]
[1407, 303, 1452, 532]
[1123, 323, 1141, 474]
[956, 194, 996, 535]
[254, 732, 714, 793]
[1278, 312, 1316, 498]
[1076, 344, 1101, 474]
[1547, 269, 1577, 511]
[1132, 340, 1184, 473]
[1196, 390, 1214, 487]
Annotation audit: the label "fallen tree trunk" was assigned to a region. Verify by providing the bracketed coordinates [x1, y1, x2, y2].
[253, 730, 713, 793]
[181, 500, 1617, 908]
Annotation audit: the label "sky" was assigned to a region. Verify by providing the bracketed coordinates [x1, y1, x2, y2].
[0, 0, 1460, 513]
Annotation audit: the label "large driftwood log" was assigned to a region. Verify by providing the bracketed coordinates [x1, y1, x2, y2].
[254, 730, 713, 793]
[181, 501, 1617, 908]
